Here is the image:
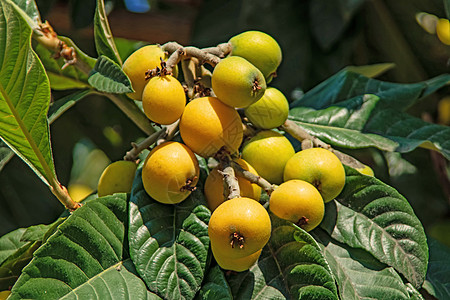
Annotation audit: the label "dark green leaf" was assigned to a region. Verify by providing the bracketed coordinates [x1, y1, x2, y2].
[196, 265, 232, 300]
[0, 140, 14, 171]
[59, 259, 161, 300]
[0, 229, 27, 265]
[129, 168, 211, 300]
[70, 0, 95, 29]
[445, 0, 450, 19]
[422, 238, 450, 299]
[313, 229, 413, 300]
[94, 0, 122, 65]
[365, 109, 450, 160]
[88, 55, 133, 93]
[33, 37, 95, 90]
[47, 89, 94, 123]
[0, 241, 40, 291]
[9, 194, 128, 299]
[227, 216, 338, 300]
[20, 218, 66, 243]
[321, 167, 428, 288]
[406, 283, 424, 300]
[344, 63, 395, 78]
[0, 0, 55, 185]
[291, 70, 450, 111]
[287, 119, 398, 152]
[309, 0, 366, 50]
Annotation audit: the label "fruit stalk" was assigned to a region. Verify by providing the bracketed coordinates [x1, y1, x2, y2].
[218, 158, 241, 200]
[157, 119, 180, 145]
[124, 129, 167, 161]
[231, 161, 277, 194]
[202, 42, 232, 58]
[282, 120, 365, 169]
[162, 42, 222, 66]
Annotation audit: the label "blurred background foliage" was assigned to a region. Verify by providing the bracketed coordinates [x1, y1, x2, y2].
[1, 0, 449, 248]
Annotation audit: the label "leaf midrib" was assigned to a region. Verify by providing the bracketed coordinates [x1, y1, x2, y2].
[0, 78, 52, 185]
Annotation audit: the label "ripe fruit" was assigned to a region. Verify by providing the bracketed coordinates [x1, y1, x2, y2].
[356, 165, 374, 177]
[244, 87, 289, 129]
[97, 160, 137, 197]
[284, 148, 345, 203]
[142, 142, 199, 204]
[205, 158, 261, 212]
[241, 130, 295, 184]
[229, 31, 282, 82]
[179, 97, 243, 157]
[270, 180, 324, 232]
[212, 243, 261, 272]
[208, 197, 271, 259]
[68, 183, 94, 202]
[436, 18, 450, 45]
[142, 75, 186, 125]
[211, 56, 266, 108]
[122, 45, 171, 100]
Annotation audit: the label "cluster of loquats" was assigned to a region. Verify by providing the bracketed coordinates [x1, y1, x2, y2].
[95, 30, 373, 273]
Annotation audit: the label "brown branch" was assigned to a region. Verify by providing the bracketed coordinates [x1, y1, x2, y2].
[231, 161, 277, 195]
[282, 119, 365, 169]
[202, 42, 232, 58]
[124, 129, 166, 161]
[157, 119, 180, 145]
[162, 42, 221, 66]
[218, 157, 241, 200]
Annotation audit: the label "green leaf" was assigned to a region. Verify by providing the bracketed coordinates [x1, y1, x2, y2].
[227, 216, 338, 300]
[0, 240, 40, 291]
[291, 69, 450, 111]
[0, 228, 27, 265]
[32, 37, 95, 90]
[129, 168, 211, 300]
[313, 229, 413, 300]
[59, 259, 161, 300]
[344, 63, 395, 78]
[366, 109, 450, 160]
[88, 55, 133, 93]
[9, 194, 128, 299]
[94, 0, 122, 65]
[0, 140, 14, 171]
[20, 218, 66, 243]
[0, 0, 55, 185]
[445, 0, 450, 19]
[309, 0, 366, 50]
[8, 0, 40, 24]
[195, 265, 232, 300]
[422, 238, 450, 299]
[47, 89, 94, 123]
[320, 167, 428, 288]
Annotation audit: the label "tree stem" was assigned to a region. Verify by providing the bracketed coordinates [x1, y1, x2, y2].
[282, 119, 365, 169]
[218, 157, 241, 200]
[231, 161, 277, 195]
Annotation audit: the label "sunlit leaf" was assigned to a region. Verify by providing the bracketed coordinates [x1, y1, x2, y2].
[94, 0, 122, 65]
[0, 0, 55, 185]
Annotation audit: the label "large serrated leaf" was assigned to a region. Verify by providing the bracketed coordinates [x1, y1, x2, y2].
[94, 0, 122, 65]
[320, 167, 428, 288]
[227, 216, 338, 300]
[129, 168, 211, 300]
[60, 259, 161, 300]
[0, 0, 55, 185]
[422, 238, 450, 300]
[9, 194, 128, 299]
[0, 228, 27, 265]
[196, 265, 232, 300]
[313, 229, 413, 300]
[32, 37, 95, 90]
[366, 108, 450, 160]
[88, 55, 133, 93]
[291, 69, 450, 111]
